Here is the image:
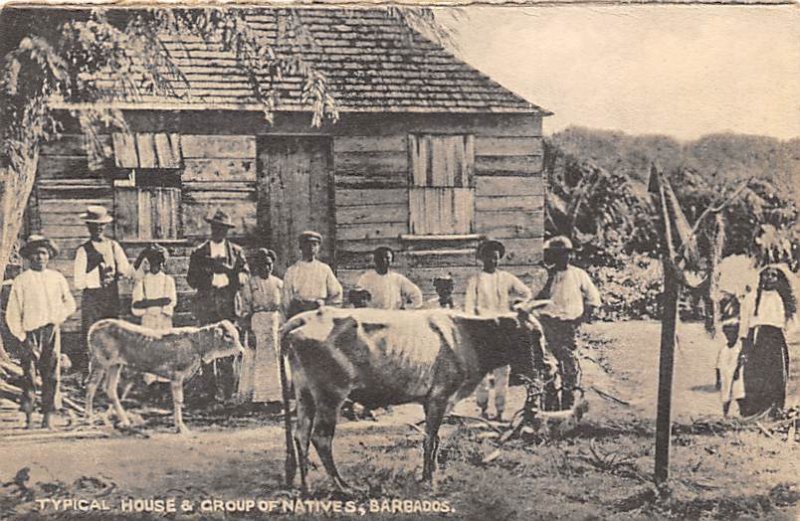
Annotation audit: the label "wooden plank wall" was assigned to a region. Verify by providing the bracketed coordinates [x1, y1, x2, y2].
[333, 116, 546, 305]
[31, 133, 262, 338]
[181, 134, 258, 239]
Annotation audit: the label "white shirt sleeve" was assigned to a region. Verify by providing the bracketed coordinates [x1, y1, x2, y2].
[580, 269, 602, 308]
[325, 265, 343, 306]
[163, 275, 177, 317]
[113, 242, 133, 278]
[58, 274, 77, 324]
[74, 246, 87, 290]
[508, 272, 533, 303]
[400, 275, 423, 309]
[131, 278, 146, 317]
[5, 280, 24, 341]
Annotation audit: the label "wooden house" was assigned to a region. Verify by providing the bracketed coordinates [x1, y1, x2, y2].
[25, 7, 550, 344]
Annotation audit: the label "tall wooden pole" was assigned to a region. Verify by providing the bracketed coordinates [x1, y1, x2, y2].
[649, 164, 681, 486]
[655, 263, 680, 485]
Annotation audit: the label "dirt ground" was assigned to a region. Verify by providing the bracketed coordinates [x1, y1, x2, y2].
[1, 321, 799, 520]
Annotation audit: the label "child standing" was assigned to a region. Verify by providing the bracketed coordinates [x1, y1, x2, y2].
[132, 244, 176, 330]
[6, 235, 76, 429]
[718, 318, 746, 416]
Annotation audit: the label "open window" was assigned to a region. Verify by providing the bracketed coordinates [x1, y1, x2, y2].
[112, 133, 182, 240]
[408, 134, 475, 236]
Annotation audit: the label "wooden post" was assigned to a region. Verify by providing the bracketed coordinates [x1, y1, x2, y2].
[655, 263, 680, 484]
[649, 163, 681, 486]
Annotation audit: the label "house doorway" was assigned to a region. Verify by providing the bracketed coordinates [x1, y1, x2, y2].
[256, 136, 335, 274]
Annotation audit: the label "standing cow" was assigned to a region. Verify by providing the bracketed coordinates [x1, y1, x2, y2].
[279, 305, 551, 492]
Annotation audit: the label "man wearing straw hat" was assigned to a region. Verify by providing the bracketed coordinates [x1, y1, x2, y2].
[187, 209, 249, 402]
[282, 231, 343, 318]
[73, 205, 134, 370]
[6, 235, 76, 429]
[536, 236, 601, 410]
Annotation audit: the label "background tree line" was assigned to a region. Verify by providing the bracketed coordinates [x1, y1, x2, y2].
[544, 127, 799, 320]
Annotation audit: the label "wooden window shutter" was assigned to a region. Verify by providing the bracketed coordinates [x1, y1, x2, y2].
[112, 133, 181, 169]
[409, 134, 475, 235]
[112, 132, 182, 240]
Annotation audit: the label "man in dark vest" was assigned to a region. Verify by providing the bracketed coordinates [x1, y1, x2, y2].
[73, 205, 133, 371]
[187, 209, 249, 402]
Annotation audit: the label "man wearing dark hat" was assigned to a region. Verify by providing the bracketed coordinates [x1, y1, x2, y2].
[536, 236, 601, 410]
[73, 205, 133, 370]
[355, 247, 422, 310]
[187, 209, 249, 401]
[282, 231, 343, 318]
[466, 239, 532, 420]
[6, 235, 76, 429]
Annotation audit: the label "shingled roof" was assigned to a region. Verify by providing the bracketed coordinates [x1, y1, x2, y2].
[88, 7, 549, 115]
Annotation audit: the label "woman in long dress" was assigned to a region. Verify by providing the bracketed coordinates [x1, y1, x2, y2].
[738, 265, 797, 417]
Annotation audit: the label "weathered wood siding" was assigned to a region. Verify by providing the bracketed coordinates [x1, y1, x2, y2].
[30, 132, 260, 339]
[27, 111, 545, 338]
[332, 113, 545, 302]
[181, 134, 257, 239]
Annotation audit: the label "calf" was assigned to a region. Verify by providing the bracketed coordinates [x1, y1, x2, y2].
[279, 306, 550, 492]
[85, 319, 244, 433]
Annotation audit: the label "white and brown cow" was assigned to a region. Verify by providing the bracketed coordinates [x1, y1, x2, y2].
[279, 305, 550, 492]
[85, 319, 244, 433]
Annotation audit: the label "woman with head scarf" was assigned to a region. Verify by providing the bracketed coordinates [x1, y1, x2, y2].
[738, 264, 797, 417]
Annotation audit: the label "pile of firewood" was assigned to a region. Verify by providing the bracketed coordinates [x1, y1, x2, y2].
[0, 355, 85, 415]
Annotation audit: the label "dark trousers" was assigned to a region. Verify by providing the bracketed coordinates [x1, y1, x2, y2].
[80, 286, 120, 371]
[194, 288, 238, 401]
[20, 324, 61, 414]
[539, 315, 581, 410]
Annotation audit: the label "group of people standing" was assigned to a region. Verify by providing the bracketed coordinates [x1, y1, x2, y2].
[5, 201, 603, 428]
[717, 264, 797, 418]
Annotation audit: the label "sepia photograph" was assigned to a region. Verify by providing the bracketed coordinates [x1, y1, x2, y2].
[0, 1, 798, 519]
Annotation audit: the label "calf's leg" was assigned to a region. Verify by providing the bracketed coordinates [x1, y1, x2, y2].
[106, 364, 131, 427]
[84, 362, 106, 422]
[311, 391, 353, 493]
[171, 377, 189, 434]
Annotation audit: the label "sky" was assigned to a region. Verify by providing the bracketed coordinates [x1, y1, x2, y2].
[449, 5, 800, 141]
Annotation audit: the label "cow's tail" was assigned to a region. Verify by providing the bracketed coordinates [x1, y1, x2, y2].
[279, 333, 297, 488]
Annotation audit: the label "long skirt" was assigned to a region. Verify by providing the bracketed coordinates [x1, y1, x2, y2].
[739, 325, 790, 417]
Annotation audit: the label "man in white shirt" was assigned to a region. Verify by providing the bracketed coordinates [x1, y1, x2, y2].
[536, 236, 601, 410]
[466, 240, 532, 421]
[356, 247, 423, 311]
[7, 235, 76, 429]
[73, 206, 133, 371]
[282, 231, 343, 318]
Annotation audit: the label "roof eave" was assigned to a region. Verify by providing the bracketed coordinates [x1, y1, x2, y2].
[49, 100, 553, 116]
